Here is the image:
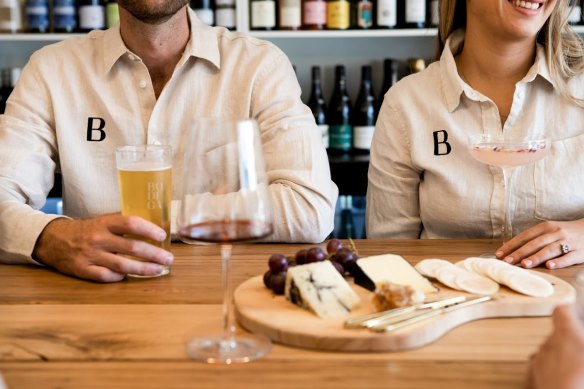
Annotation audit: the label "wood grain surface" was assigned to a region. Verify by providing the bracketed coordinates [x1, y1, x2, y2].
[0, 239, 581, 389]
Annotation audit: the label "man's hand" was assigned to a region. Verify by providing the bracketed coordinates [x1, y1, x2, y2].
[528, 305, 584, 389]
[495, 220, 584, 269]
[32, 215, 174, 282]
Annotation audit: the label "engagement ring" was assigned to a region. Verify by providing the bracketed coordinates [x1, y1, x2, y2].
[560, 242, 570, 255]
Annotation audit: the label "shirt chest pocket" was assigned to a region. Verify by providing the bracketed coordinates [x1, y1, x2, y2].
[534, 133, 584, 221]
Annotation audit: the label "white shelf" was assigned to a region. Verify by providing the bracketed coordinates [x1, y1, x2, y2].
[3, 25, 584, 41]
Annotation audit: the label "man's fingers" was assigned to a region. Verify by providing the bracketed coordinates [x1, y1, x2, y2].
[107, 215, 167, 242]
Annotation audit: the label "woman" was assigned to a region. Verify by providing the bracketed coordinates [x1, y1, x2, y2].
[367, 0, 584, 269]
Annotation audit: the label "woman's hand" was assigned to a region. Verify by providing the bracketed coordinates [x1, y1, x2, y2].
[495, 219, 584, 269]
[528, 305, 584, 389]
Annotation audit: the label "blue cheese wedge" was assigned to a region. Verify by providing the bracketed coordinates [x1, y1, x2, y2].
[285, 261, 361, 318]
[353, 254, 438, 293]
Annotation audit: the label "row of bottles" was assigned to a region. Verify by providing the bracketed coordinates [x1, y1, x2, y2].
[0, 67, 21, 114]
[0, 0, 119, 33]
[251, 0, 439, 31]
[331, 195, 366, 239]
[307, 57, 425, 154]
[190, 0, 237, 30]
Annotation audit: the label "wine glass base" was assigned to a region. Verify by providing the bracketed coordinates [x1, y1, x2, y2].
[186, 334, 271, 364]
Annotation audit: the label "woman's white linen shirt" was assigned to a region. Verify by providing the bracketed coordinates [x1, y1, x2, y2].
[367, 30, 584, 239]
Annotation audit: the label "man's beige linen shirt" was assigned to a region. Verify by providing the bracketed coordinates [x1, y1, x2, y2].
[0, 10, 338, 263]
[367, 30, 584, 239]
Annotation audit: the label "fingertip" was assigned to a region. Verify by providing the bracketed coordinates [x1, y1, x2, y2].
[546, 260, 556, 269]
[521, 259, 533, 268]
[495, 250, 504, 259]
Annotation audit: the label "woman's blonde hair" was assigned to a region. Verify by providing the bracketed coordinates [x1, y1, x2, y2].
[435, 0, 584, 106]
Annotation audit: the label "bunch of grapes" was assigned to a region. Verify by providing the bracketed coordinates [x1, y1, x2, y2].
[263, 239, 359, 295]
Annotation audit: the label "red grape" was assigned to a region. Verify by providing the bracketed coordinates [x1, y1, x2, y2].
[335, 247, 356, 271]
[270, 272, 287, 295]
[326, 239, 343, 254]
[263, 270, 272, 288]
[305, 247, 327, 264]
[268, 253, 288, 273]
[295, 249, 308, 265]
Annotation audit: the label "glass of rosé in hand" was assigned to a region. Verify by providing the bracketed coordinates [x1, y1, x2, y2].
[468, 134, 549, 242]
[178, 117, 273, 364]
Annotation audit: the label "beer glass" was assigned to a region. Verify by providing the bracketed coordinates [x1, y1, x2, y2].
[116, 144, 172, 277]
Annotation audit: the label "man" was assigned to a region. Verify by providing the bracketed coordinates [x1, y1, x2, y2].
[529, 304, 584, 389]
[0, 1, 337, 282]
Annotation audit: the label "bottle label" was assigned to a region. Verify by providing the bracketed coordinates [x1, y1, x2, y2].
[25, 3, 49, 30]
[195, 9, 214, 25]
[280, 0, 301, 28]
[356, 1, 372, 28]
[406, 0, 426, 24]
[0, 0, 21, 33]
[215, 8, 236, 28]
[568, 6, 582, 23]
[329, 124, 352, 151]
[376, 0, 396, 27]
[303, 1, 326, 25]
[430, 0, 439, 27]
[318, 124, 329, 149]
[326, 1, 350, 29]
[107, 3, 119, 28]
[216, 0, 235, 5]
[353, 125, 375, 150]
[251, 1, 276, 28]
[79, 5, 105, 29]
[54, 4, 76, 30]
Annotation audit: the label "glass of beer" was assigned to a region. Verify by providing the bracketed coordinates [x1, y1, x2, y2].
[115, 144, 173, 277]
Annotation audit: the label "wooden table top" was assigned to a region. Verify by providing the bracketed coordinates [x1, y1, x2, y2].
[0, 239, 580, 389]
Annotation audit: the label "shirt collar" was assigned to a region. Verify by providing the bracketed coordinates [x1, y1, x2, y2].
[441, 29, 555, 113]
[102, 7, 221, 75]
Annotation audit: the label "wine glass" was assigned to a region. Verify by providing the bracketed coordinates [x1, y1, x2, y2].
[468, 134, 550, 242]
[178, 117, 274, 364]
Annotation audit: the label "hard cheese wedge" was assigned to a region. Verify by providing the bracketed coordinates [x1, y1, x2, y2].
[285, 261, 361, 318]
[353, 254, 438, 293]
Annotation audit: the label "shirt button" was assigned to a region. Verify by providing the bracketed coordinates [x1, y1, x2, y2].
[139, 80, 147, 89]
[128, 53, 136, 61]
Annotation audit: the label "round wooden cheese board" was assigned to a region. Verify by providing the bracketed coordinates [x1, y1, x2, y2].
[233, 271, 575, 352]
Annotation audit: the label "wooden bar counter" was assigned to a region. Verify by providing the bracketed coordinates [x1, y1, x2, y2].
[0, 240, 580, 389]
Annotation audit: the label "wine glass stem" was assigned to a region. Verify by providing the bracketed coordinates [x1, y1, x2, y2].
[502, 167, 515, 243]
[221, 244, 236, 350]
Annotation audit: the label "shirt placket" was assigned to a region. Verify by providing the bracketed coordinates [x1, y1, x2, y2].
[127, 53, 156, 144]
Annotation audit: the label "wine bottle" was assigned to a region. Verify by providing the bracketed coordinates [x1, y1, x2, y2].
[338, 195, 356, 239]
[250, 0, 276, 30]
[301, 0, 326, 30]
[78, 0, 106, 31]
[428, 0, 439, 27]
[408, 57, 426, 75]
[215, 0, 236, 30]
[25, 0, 50, 33]
[351, 0, 372, 29]
[191, 0, 215, 26]
[375, 0, 396, 28]
[0, 67, 21, 114]
[568, 0, 582, 25]
[307, 66, 329, 149]
[327, 65, 352, 154]
[0, 0, 22, 33]
[377, 58, 399, 113]
[352, 65, 376, 154]
[53, 0, 77, 32]
[279, 0, 301, 30]
[326, 0, 350, 30]
[400, 0, 426, 28]
[106, 0, 119, 28]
